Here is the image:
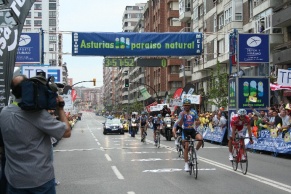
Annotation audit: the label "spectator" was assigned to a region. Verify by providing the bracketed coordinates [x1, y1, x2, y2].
[278, 109, 290, 137]
[217, 111, 227, 130]
[250, 114, 261, 138]
[0, 75, 71, 194]
[273, 110, 282, 128]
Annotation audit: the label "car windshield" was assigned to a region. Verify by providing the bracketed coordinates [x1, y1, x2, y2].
[106, 119, 121, 125]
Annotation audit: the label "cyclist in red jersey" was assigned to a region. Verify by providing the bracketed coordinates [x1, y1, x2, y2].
[229, 109, 253, 160]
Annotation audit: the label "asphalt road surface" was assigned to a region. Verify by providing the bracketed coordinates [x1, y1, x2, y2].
[54, 112, 291, 194]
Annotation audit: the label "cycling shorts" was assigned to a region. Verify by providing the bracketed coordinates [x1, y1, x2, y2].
[182, 129, 199, 140]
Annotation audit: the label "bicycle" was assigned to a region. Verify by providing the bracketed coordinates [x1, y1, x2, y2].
[184, 136, 204, 179]
[155, 129, 161, 148]
[175, 131, 183, 157]
[231, 134, 249, 175]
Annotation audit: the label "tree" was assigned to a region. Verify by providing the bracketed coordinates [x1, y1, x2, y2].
[206, 61, 228, 109]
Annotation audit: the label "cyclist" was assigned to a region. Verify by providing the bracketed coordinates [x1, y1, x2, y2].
[140, 111, 148, 142]
[178, 99, 203, 172]
[229, 109, 254, 161]
[153, 114, 163, 146]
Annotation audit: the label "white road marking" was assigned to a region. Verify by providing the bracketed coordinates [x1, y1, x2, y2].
[142, 168, 216, 173]
[97, 142, 101, 146]
[54, 148, 100, 152]
[127, 192, 135, 194]
[111, 166, 124, 180]
[105, 154, 112, 161]
[131, 158, 163, 162]
[199, 157, 291, 193]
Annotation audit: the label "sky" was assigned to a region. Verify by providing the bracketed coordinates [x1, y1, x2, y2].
[59, 0, 147, 88]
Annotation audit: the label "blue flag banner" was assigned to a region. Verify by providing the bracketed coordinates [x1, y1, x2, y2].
[246, 130, 291, 154]
[203, 127, 227, 144]
[16, 32, 41, 63]
[72, 32, 203, 56]
[238, 33, 269, 63]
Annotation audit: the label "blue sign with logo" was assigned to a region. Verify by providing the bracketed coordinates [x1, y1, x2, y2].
[238, 34, 269, 63]
[238, 78, 269, 109]
[48, 69, 61, 82]
[16, 33, 41, 63]
[72, 32, 203, 56]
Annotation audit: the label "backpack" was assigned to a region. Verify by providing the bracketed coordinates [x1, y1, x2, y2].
[18, 76, 58, 110]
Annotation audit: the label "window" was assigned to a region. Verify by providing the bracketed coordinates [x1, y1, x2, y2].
[34, 20, 42, 26]
[203, 0, 206, 14]
[127, 6, 133, 10]
[218, 39, 224, 55]
[34, 12, 42, 18]
[49, 19, 56, 26]
[193, 6, 198, 20]
[254, 10, 282, 34]
[49, 3, 56, 10]
[25, 20, 31, 25]
[49, 11, 56, 18]
[171, 81, 182, 88]
[249, 0, 253, 18]
[224, 5, 232, 24]
[218, 14, 224, 29]
[214, 39, 217, 58]
[27, 12, 31, 18]
[127, 14, 131, 19]
[199, 5, 204, 17]
[34, 4, 42, 9]
[170, 66, 179, 74]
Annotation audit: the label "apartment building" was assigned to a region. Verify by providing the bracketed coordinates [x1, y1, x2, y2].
[176, 0, 291, 109]
[21, 0, 67, 84]
[143, 0, 185, 102]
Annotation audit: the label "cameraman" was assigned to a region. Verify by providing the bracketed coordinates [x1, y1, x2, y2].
[0, 75, 71, 193]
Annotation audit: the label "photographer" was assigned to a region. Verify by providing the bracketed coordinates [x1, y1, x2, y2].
[0, 75, 71, 193]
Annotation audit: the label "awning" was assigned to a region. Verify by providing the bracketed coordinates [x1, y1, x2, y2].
[270, 83, 291, 91]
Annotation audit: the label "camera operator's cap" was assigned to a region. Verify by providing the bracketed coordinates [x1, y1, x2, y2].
[30, 75, 58, 92]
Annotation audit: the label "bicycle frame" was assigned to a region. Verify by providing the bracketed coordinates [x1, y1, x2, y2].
[232, 136, 248, 175]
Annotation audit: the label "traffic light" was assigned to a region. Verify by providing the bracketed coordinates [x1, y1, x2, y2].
[124, 79, 129, 87]
[93, 78, 96, 86]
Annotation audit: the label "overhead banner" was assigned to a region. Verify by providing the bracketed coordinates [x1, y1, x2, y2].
[238, 34, 269, 63]
[72, 32, 203, 56]
[0, 0, 36, 109]
[16, 32, 41, 63]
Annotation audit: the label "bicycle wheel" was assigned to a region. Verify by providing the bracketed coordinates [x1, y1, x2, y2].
[192, 149, 198, 179]
[157, 133, 160, 148]
[240, 152, 248, 175]
[232, 148, 238, 171]
[188, 146, 194, 175]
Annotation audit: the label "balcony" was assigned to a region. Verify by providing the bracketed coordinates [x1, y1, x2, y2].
[179, 9, 191, 22]
[167, 0, 175, 3]
[253, 0, 283, 17]
[179, 66, 191, 78]
[272, 5, 291, 27]
[273, 42, 291, 64]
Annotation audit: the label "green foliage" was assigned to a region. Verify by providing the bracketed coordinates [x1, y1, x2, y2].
[206, 61, 228, 108]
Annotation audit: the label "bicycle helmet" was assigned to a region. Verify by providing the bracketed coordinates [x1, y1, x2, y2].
[157, 114, 162, 118]
[183, 98, 191, 105]
[237, 109, 247, 116]
[165, 114, 170, 117]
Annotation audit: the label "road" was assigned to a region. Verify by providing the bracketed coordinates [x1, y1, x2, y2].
[54, 112, 291, 194]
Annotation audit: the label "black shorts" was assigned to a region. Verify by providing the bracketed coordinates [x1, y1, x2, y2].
[182, 129, 200, 140]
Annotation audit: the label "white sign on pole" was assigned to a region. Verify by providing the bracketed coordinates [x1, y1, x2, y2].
[61, 94, 73, 109]
[181, 94, 201, 104]
[171, 99, 182, 106]
[277, 69, 291, 86]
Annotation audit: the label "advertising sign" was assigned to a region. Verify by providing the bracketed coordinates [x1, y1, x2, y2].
[181, 94, 201, 104]
[16, 32, 41, 63]
[72, 32, 203, 56]
[277, 69, 291, 86]
[238, 78, 269, 109]
[238, 34, 269, 63]
[228, 78, 236, 109]
[21, 65, 63, 83]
